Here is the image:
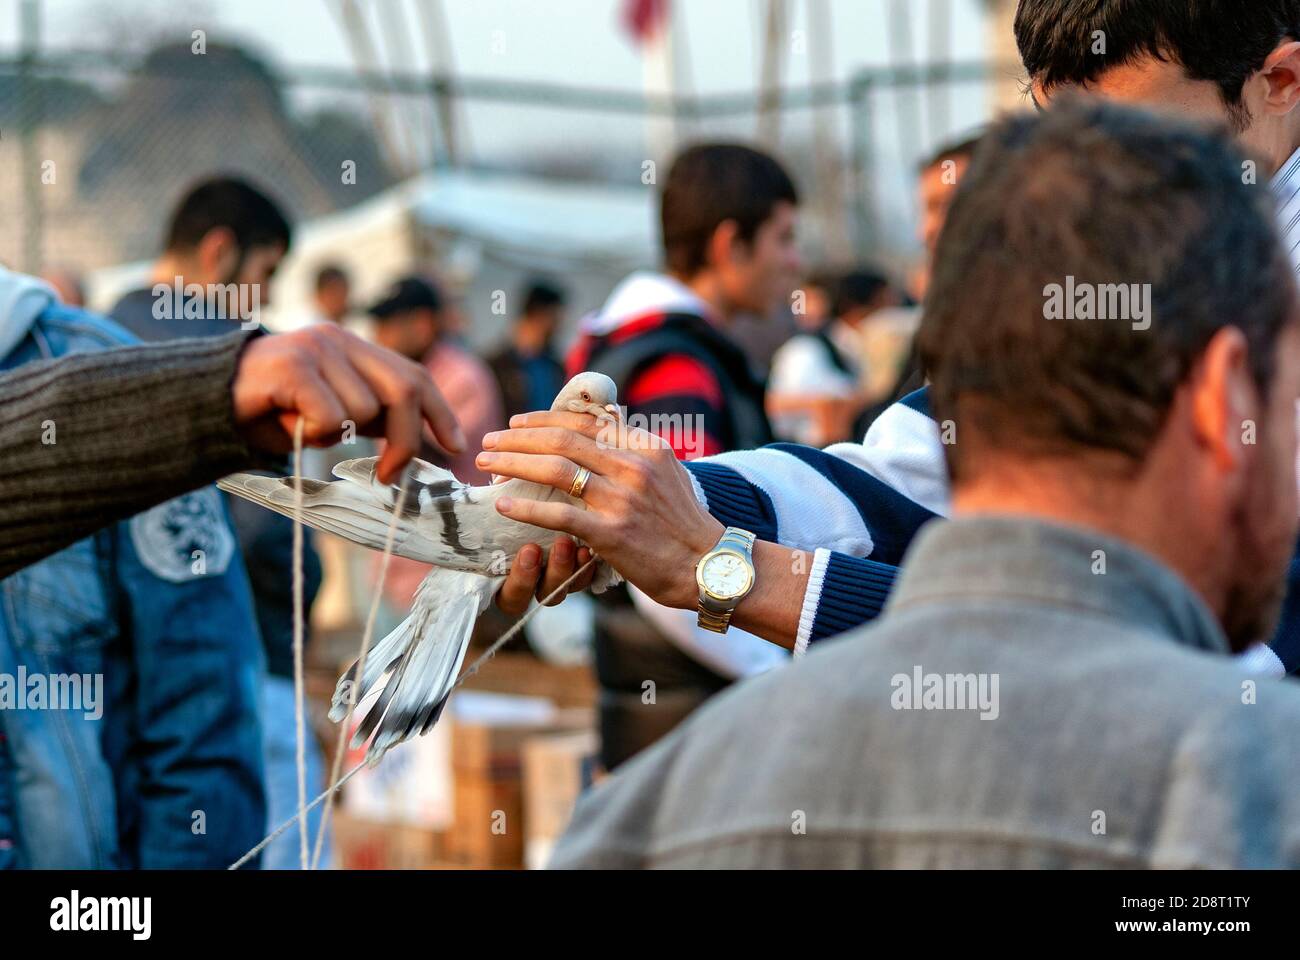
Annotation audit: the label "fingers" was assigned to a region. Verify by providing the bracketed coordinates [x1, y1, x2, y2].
[333, 333, 465, 482]
[315, 337, 381, 430]
[286, 365, 348, 444]
[509, 410, 608, 437]
[475, 451, 613, 504]
[507, 409, 666, 453]
[493, 540, 594, 616]
[495, 543, 543, 617]
[496, 495, 595, 542]
[482, 426, 616, 476]
[420, 378, 466, 456]
[232, 327, 466, 478]
[571, 546, 596, 592]
[342, 339, 436, 484]
[537, 536, 578, 605]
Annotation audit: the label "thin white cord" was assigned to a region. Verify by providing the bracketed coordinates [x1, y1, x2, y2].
[291, 417, 309, 871]
[229, 551, 598, 871]
[310, 475, 410, 870]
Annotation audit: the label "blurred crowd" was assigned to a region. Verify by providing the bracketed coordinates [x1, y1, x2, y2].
[0, 130, 964, 868]
[0, 92, 985, 867]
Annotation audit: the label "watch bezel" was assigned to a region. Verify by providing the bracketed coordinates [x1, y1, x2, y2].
[695, 547, 755, 602]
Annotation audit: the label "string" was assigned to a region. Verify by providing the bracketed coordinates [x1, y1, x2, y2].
[229, 554, 598, 871]
[309, 475, 410, 870]
[291, 417, 309, 870]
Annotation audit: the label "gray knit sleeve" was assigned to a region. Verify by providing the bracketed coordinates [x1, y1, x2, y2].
[0, 330, 260, 578]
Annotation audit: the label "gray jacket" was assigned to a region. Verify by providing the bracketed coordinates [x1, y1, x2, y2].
[551, 516, 1300, 868]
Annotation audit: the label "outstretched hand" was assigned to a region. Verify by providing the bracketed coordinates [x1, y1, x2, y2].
[233, 325, 465, 484]
[478, 410, 724, 611]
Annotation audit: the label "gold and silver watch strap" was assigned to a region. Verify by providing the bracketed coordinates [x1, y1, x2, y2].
[697, 527, 757, 634]
[716, 527, 756, 559]
[697, 606, 736, 633]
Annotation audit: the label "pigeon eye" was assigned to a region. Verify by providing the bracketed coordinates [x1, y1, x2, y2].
[581, 392, 591, 402]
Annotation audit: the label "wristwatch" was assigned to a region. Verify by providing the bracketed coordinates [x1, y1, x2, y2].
[695, 527, 757, 633]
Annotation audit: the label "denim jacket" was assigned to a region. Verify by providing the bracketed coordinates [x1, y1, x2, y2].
[0, 303, 266, 869]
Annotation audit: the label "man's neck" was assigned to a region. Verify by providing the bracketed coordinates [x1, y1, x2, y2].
[1245, 118, 1300, 178]
[950, 467, 1226, 628]
[150, 254, 210, 288]
[674, 270, 733, 326]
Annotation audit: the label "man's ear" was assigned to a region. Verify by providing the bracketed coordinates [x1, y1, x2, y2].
[1190, 326, 1257, 471]
[1258, 41, 1300, 115]
[707, 219, 743, 271]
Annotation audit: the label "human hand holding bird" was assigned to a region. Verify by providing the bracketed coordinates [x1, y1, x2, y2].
[218, 372, 623, 763]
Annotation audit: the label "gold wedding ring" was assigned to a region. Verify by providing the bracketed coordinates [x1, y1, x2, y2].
[568, 466, 592, 499]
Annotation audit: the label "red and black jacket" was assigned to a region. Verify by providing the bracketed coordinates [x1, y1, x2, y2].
[567, 310, 772, 460]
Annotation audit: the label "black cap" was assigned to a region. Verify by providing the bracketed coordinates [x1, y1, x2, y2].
[368, 276, 442, 320]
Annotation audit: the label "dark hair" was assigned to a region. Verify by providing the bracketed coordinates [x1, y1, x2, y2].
[661, 143, 798, 278]
[918, 97, 1295, 481]
[164, 176, 292, 254]
[833, 269, 891, 317]
[521, 279, 566, 315]
[918, 133, 983, 175]
[315, 264, 348, 291]
[1016, 0, 1300, 126]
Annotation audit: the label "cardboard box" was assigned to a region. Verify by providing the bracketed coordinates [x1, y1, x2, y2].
[341, 706, 454, 830]
[457, 652, 597, 708]
[522, 729, 600, 869]
[331, 811, 446, 870]
[334, 686, 596, 869]
[444, 692, 594, 869]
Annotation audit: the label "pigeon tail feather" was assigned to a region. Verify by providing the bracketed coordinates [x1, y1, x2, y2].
[335, 567, 499, 764]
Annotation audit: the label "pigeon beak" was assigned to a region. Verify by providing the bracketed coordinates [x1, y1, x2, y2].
[604, 404, 621, 418]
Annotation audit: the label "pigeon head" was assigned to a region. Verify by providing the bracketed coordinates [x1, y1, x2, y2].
[553, 371, 619, 419]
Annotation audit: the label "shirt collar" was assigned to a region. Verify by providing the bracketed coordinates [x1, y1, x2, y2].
[888, 515, 1230, 658]
[1270, 144, 1300, 275]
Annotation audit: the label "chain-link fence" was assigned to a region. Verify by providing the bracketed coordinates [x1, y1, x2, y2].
[0, 37, 1018, 281]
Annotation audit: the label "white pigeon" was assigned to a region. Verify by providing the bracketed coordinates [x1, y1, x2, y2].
[217, 372, 624, 763]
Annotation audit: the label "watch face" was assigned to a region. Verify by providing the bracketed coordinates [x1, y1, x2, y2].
[700, 551, 752, 600]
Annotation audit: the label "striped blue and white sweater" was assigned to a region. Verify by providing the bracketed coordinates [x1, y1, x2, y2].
[684, 388, 1300, 675]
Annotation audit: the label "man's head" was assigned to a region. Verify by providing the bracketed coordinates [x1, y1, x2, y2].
[163, 177, 291, 296]
[518, 279, 566, 344]
[314, 264, 350, 324]
[833, 269, 897, 328]
[793, 271, 836, 332]
[1017, 0, 1300, 170]
[369, 276, 444, 361]
[919, 99, 1300, 651]
[661, 143, 801, 318]
[918, 136, 981, 266]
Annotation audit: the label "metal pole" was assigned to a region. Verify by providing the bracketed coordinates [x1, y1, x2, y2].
[808, 0, 850, 263]
[19, 0, 43, 275]
[887, 0, 923, 169]
[849, 74, 877, 257]
[757, 0, 788, 147]
[417, 0, 464, 168]
[927, 0, 952, 145]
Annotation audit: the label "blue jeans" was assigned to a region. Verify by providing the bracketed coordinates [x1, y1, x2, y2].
[259, 674, 332, 869]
